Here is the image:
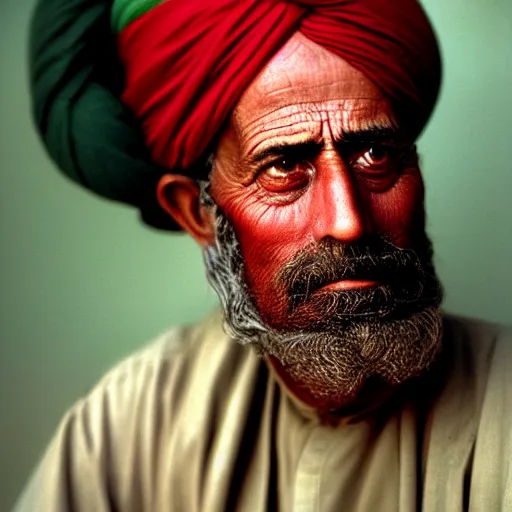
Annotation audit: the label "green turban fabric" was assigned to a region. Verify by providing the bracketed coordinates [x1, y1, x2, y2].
[29, 0, 179, 229]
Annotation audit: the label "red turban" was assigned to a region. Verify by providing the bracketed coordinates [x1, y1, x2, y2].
[116, 0, 442, 172]
[29, 0, 441, 230]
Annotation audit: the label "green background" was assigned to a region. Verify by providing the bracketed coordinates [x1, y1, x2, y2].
[1, 0, 511, 509]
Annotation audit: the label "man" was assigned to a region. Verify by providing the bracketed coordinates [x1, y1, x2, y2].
[14, 0, 511, 510]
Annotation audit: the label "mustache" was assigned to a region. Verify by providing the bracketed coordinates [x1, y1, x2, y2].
[278, 235, 434, 313]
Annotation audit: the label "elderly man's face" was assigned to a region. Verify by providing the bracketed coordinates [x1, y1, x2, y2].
[155, 33, 443, 411]
[190, 33, 443, 411]
[210, 34, 425, 329]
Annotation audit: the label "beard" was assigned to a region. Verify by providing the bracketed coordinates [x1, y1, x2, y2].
[199, 181, 444, 410]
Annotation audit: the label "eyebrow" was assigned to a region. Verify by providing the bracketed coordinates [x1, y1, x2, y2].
[247, 127, 401, 166]
[248, 141, 322, 165]
[339, 127, 400, 145]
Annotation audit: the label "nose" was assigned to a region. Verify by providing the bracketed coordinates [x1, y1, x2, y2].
[312, 152, 367, 243]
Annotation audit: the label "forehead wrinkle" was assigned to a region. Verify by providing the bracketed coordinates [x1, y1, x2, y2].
[259, 77, 374, 102]
[241, 118, 322, 156]
[331, 109, 398, 140]
[237, 100, 396, 156]
[237, 99, 392, 136]
[237, 99, 385, 131]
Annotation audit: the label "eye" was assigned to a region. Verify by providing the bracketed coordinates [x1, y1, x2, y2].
[351, 144, 401, 192]
[256, 159, 313, 193]
[266, 159, 299, 177]
[356, 145, 393, 169]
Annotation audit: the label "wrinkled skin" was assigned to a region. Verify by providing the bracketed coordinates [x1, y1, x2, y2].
[204, 33, 441, 411]
[210, 33, 425, 330]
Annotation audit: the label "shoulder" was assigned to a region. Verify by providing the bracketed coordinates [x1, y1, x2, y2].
[86, 308, 230, 401]
[13, 309, 263, 511]
[73, 308, 260, 453]
[86, 307, 251, 407]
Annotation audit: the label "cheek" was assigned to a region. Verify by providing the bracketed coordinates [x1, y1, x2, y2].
[229, 196, 307, 288]
[213, 186, 311, 297]
[368, 170, 425, 248]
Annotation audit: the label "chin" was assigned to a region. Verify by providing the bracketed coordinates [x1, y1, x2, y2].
[254, 306, 444, 413]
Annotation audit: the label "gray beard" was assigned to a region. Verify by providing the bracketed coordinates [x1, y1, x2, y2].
[200, 181, 444, 408]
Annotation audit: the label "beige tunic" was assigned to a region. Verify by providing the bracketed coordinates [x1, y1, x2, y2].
[12, 311, 512, 511]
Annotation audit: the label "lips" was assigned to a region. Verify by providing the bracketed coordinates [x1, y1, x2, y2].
[294, 265, 386, 301]
[319, 279, 380, 292]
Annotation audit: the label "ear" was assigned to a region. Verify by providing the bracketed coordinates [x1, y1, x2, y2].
[156, 174, 215, 247]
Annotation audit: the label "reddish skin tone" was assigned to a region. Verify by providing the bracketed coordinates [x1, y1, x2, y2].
[210, 34, 425, 329]
[159, 33, 426, 411]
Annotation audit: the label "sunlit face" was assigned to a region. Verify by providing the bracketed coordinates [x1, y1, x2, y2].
[210, 33, 425, 331]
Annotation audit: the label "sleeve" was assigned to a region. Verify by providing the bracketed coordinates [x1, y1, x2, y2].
[11, 398, 118, 512]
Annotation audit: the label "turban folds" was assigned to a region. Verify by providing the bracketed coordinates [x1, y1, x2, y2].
[30, 0, 442, 230]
